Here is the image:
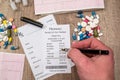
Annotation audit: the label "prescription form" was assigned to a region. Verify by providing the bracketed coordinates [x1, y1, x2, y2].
[18, 15, 73, 80]
[34, 0, 104, 15]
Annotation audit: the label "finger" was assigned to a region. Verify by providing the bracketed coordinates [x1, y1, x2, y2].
[68, 48, 90, 67]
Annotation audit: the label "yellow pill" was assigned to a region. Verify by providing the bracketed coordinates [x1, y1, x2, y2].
[14, 28, 18, 33]
[8, 37, 12, 44]
[14, 28, 18, 36]
[2, 20, 8, 25]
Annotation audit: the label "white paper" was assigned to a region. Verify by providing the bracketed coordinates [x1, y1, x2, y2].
[24, 25, 71, 73]
[18, 15, 57, 80]
[42, 25, 71, 73]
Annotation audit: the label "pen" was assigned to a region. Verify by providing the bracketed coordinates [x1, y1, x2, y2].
[20, 17, 43, 28]
[61, 48, 109, 55]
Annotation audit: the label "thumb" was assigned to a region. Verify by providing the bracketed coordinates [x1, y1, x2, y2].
[68, 48, 90, 67]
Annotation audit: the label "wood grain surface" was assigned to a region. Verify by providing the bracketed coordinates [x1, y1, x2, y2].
[0, 0, 120, 80]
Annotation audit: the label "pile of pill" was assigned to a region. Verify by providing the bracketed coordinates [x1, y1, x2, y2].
[72, 11, 103, 41]
[0, 13, 19, 50]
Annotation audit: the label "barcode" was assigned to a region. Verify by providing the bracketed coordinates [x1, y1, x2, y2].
[46, 66, 67, 69]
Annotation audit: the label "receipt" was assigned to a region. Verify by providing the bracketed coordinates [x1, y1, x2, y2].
[41, 25, 71, 73]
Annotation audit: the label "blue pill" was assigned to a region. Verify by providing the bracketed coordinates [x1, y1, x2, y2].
[91, 11, 96, 16]
[72, 33, 77, 40]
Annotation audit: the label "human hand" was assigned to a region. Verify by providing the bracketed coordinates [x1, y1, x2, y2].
[68, 38, 114, 80]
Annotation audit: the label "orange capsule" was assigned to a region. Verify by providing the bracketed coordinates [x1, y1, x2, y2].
[9, 18, 14, 22]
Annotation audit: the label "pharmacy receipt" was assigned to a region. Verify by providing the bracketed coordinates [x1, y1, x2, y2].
[41, 25, 71, 73]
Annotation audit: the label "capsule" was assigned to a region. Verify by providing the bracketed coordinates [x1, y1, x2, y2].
[72, 33, 77, 40]
[7, 29, 12, 37]
[13, 28, 18, 36]
[8, 37, 12, 44]
[3, 41, 8, 49]
[10, 45, 19, 50]
[93, 29, 98, 37]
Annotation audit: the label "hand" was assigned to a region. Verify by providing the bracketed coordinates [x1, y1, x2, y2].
[68, 38, 114, 80]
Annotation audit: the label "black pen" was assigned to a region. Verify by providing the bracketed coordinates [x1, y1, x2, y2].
[20, 17, 43, 28]
[61, 48, 109, 55]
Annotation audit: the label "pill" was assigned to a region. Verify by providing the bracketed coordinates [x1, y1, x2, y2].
[83, 18, 89, 23]
[72, 33, 77, 40]
[93, 18, 99, 24]
[78, 31, 82, 35]
[10, 45, 19, 50]
[15, 0, 21, 3]
[93, 29, 98, 37]
[8, 37, 12, 44]
[86, 26, 91, 31]
[81, 27, 86, 32]
[77, 22, 81, 26]
[10, 0, 18, 11]
[96, 14, 100, 19]
[12, 25, 17, 29]
[85, 16, 93, 21]
[91, 11, 96, 16]
[81, 22, 87, 27]
[7, 25, 12, 29]
[77, 10, 83, 14]
[3, 36, 8, 42]
[77, 35, 80, 41]
[74, 28, 78, 32]
[98, 33, 103, 36]
[9, 18, 14, 22]
[3, 41, 9, 49]
[22, 0, 28, 6]
[78, 25, 82, 31]
[7, 29, 12, 37]
[13, 28, 18, 35]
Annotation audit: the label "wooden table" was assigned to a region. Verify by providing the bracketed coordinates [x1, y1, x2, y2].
[0, 0, 120, 80]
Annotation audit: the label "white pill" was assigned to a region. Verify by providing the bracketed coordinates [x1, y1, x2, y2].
[10, 0, 18, 11]
[90, 16, 94, 19]
[3, 36, 8, 42]
[81, 22, 87, 27]
[93, 19, 99, 24]
[8, 22, 12, 26]
[15, 0, 21, 3]
[0, 17, 2, 22]
[86, 16, 93, 21]
[77, 36, 80, 41]
[74, 28, 78, 32]
[98, 33, 103, 36]
[22, 0, 28, 6]
[77, 22, 81, 26]
[89, 30, 93, 34]
[96, 14, 100, 19]
[90, 23, 97, 28]
[78, 31, 82, 35]
[82, 17, 85, 20]
[0, 34, 3, 39]
[86, 26, 91, 31]
[0, 38, 2, 41]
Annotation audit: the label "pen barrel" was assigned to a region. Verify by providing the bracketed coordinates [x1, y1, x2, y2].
[79, 49, 109, 55]
[20, 17, 43, 28]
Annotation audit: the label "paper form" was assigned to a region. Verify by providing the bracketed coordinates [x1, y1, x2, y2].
[18, 15, 58, 80]
[23, 25, 71, 73]
[0, 52, 25, 80]
[34, 0, 104, 15]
